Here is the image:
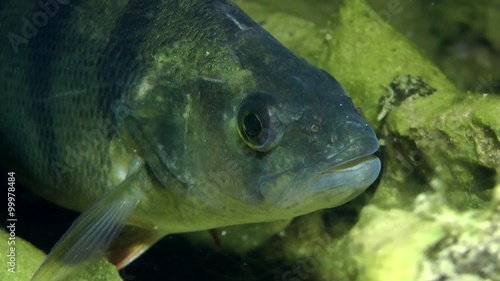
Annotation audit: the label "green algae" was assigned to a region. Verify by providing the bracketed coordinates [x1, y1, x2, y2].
[366, 0, 500, 93]
[0, 229, 45, 281]
[0, 229, 121, 281]
[324, 0, 460, 126]
[352, 206, 445, 281]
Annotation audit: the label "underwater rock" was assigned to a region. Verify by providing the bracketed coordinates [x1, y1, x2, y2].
[350, 206, 445, 281]
[377, 74, 436, 121]
[320, 0, 499, 209]
[0, 229, 121, 281]
[366, 0, 500, 93]
[0, 228, 45, 281]
[416, 188, 500, 281]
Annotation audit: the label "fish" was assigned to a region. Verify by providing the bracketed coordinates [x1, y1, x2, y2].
[0, 0, 381, 279]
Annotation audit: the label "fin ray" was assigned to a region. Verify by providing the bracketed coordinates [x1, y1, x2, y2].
[32, 155, 147, 281]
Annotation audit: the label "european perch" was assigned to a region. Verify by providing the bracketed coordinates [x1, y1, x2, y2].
[0, 0, 381, 279]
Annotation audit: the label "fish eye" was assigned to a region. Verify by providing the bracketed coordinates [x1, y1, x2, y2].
[236, 98, 283, 152]
[243, 112, 263, 139]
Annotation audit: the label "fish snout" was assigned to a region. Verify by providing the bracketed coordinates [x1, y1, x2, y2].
[322, 106, 380, 166]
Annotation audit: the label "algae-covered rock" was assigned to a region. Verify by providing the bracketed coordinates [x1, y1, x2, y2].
[366, 0, 500, 93]
[347, 185, 500, 281]
[0, 228, 45, 281]
[318, 0, 499, 210]
[416, 190, 500, 281]
[351, 206, 444, 281]
[0, 229, 121, 281]
[75, 260, 122, 281]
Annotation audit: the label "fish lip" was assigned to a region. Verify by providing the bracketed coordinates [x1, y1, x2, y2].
[307, 154, 381, 193]
[255, 127, 381, 210]
[256, 144, 381, 210]
[323, 154, 378, 173]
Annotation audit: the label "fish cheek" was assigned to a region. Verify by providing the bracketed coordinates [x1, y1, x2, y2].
[161, 119, 201, 171]
[192, 111, 259, 202]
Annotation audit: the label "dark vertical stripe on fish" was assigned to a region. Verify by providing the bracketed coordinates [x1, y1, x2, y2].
[97, 0, 162, 129]
[26, 1, 81, 176]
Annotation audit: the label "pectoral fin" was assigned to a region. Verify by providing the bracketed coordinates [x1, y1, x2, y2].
[32, 156, 148, 281]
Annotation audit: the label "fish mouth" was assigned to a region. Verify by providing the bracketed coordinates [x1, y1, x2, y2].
[325, 155, 377, 173]
[307, 155, 381, 193]
[257, 149, 381, 212]
[255, 120, 381, 214]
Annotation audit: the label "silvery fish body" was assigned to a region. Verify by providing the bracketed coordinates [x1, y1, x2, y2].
[0, 0, 380, 279]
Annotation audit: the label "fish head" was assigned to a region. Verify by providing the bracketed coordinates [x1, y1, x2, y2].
[222, 30, 381, 217]
[121, 7, 381, 224]
[238, 73, 381, 216]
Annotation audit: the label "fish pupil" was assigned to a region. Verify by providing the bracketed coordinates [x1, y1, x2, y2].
[243, 112, 263, 141]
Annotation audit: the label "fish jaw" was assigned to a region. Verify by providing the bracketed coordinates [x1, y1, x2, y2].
[257, 133, 381, 214]
[303, 155, 381, 204]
